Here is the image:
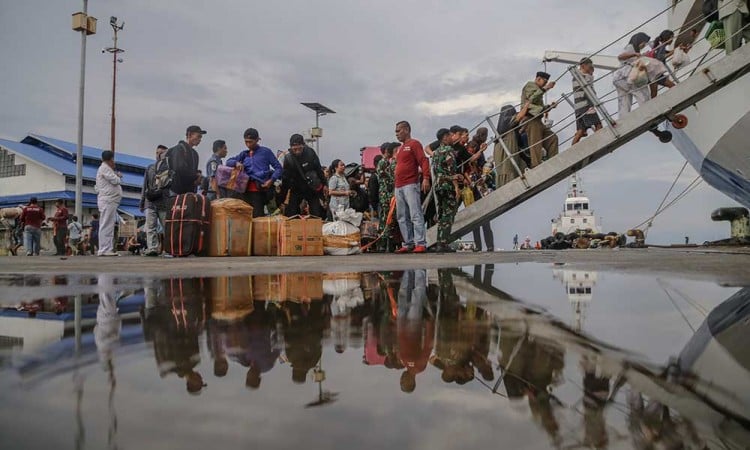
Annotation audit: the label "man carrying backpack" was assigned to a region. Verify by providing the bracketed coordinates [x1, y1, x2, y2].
[167, 125, 204, 196]
[280, 133, 327, 217]
[140, 145, 169, 256]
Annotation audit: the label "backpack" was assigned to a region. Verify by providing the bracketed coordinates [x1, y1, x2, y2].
[168, 143, 199, 194]
[702, 0, 718, 22]
[146, 158, 172, 202]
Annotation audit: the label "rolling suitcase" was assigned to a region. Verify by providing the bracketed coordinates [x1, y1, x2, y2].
[164, 193, 211, 257]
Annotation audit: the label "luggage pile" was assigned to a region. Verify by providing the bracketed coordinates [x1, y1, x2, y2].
[164, 193, 324, 257]
[539, 231, 628, 250]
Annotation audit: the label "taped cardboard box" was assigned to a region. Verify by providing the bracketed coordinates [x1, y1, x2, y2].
[278, 216, 323, 256]
[252, 216, 285, 256]
[252, 274, 284, 302]
[252, 273, 323, 302]
[208, 199, 253, 256]
[209, 275, 254, 321]
[285, 273, 323, 302]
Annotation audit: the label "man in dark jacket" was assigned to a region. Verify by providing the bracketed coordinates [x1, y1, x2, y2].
[280, 134, 327, 217]
[140, 145, 169, 256]
[167, 125, 204, 196]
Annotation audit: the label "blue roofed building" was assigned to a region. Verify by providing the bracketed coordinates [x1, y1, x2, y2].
[0, 134, 153, 226]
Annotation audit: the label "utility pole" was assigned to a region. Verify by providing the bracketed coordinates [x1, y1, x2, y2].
[104, 17, 124, 154]
[71, 3, 96, 222]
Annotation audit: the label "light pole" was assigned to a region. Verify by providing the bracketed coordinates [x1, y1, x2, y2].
[71, 3, 96, 222]
[104, 17, 124, 154]
[301, 102, 335, 157]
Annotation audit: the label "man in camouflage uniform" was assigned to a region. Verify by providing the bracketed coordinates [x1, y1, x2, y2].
[432, 128, 461, 253]
[376, 142, 399, 252]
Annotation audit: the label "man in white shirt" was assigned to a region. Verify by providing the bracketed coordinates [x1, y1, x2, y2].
[96, 150, 123, 256]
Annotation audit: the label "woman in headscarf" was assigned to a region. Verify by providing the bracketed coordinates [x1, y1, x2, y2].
[612, 32, 652, 117]
[493, 102, 530, 188]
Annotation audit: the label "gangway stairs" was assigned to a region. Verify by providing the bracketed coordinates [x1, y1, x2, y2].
[426, 43, 750, 246]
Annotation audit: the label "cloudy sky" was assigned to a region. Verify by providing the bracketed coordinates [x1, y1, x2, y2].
[0, 0, 741, 245]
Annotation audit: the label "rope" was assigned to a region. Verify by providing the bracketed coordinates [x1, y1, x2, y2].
[657, 278, 696, 332]
[642, 160, 689, 236]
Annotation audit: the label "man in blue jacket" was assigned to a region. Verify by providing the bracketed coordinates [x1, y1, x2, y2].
[226, 128, 282, 217]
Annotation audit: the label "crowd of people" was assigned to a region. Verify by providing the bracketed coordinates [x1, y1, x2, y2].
[14, 23, 742, 256]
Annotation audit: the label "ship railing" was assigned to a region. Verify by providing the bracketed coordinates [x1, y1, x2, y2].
[431, 0, 750, 199]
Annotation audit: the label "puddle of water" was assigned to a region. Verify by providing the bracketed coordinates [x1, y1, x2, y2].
[0, 265, 747, 449]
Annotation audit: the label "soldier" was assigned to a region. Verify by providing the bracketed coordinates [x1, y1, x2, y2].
[432, 128, 461, 253]
[376, 142, 399, 252]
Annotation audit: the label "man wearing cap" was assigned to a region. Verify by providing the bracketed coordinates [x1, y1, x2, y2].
[226, 128, 282, 217]
[280, 133, 327, 217]
[167, 125, 204, 196]
[205, 140, 228, 201]
[95, 150, 123, 256]
[572, 58, 602, 145]
[521, 72, 559, 168]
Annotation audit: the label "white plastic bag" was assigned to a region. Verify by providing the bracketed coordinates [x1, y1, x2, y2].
[671, 48, 690, 69]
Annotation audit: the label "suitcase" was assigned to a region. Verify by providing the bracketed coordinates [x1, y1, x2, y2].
[208, 198, 253, 256]
[164, 193, 212, 257]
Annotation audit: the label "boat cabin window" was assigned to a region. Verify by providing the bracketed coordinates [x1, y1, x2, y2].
[583, 218, 587, 223]
[583, 203, 589, 209]
[567, 204, 573, 211]
[570, 219, 575, 224]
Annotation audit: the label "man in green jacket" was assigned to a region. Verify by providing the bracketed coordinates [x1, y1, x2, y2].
[521, 71, 559, 168]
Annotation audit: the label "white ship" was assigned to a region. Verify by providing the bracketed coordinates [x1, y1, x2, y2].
[552, 269, 598, 332]
[551, 173, 600, 235]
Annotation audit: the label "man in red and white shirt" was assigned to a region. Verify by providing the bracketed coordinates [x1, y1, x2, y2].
[394, 121, 431, 253]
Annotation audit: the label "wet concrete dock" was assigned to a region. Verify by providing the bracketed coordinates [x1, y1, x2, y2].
[1, 248, 748, 285]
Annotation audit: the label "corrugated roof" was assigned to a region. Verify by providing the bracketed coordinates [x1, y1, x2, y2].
[0, 190, 141, 209]
[0, 139, 143, 187]
[25, 133, 154, 168]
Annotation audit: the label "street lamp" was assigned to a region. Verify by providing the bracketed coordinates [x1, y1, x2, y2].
[103, 16, 124, 154]
[301, 102, 335, 156]
[71, 3, 97, 222]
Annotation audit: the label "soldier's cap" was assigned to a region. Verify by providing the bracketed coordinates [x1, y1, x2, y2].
[536, 71, 551, 81]
[243, 128, 260, 140]
[436, 128, 451, 141]
[186, 125, 207, 135]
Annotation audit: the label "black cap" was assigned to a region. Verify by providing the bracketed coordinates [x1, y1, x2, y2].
[536, 71, 551, 81]
[243, 128, 260, 140]
[186, 125, 207, 135]
[289, 133, 305, 146]
[436, 128, 451, 141]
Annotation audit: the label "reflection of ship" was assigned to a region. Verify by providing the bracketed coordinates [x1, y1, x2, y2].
[452, 267, 750, 449]
[552, 269, 598, 332]
[551, 174, 599, 236]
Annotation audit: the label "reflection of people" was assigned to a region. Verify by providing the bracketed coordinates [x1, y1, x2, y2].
[93, 274, 122, 367]
[397, 270, 434, 393]
[282, 301, 326, 384]
[581, 356, 609, 448]
[228, 302, 281, 390]
[498, 324, 565, 445]
[144, 279, 207, 394]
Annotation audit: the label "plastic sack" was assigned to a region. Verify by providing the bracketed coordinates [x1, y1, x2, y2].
[627, 62, 650, 88]
[461, 186, 475, 206]
[671, 48, 690, 69]
[323, 220, 361, 255]
[216, 165, 249, 193]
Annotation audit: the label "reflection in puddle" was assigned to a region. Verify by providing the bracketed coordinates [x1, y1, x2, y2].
[0, 267, 748, 449]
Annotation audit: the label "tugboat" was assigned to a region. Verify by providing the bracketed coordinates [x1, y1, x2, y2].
[551, 173, 600, 236]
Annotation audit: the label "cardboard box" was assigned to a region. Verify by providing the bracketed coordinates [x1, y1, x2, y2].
[285, 273, 323, 301]
[208, 199, 253, 256]
[209, 275, 254, 321]
[252, 273, 323, 302]
[278, 217, 323, 256]
[252, 216, 284, 256]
